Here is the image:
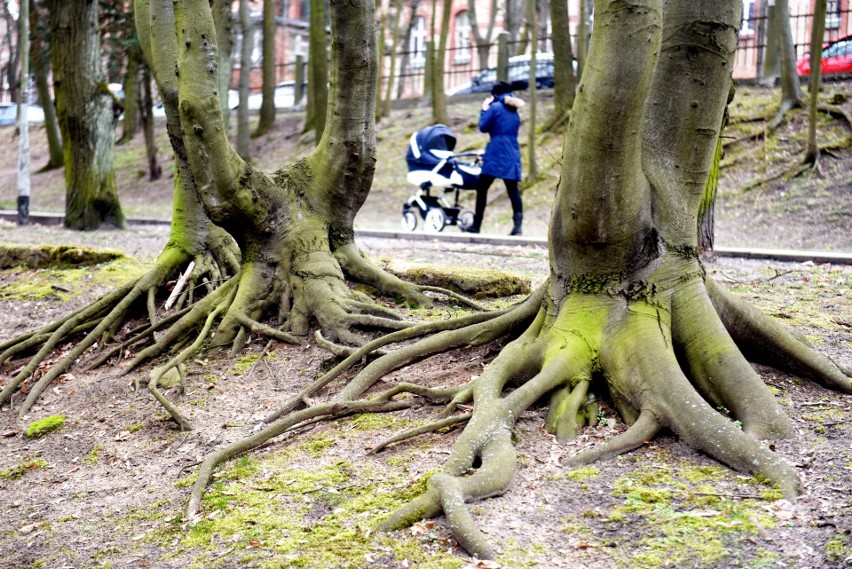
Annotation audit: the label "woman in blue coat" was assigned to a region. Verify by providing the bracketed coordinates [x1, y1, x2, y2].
[468, 81, 525, 235]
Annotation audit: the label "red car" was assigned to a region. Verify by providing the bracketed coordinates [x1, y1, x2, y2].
[797, 35, 852, 76]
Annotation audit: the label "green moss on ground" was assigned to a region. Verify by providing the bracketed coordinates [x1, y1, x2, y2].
[228, 353, 262, 376]
[123, 443, 458, 569]
[0, 456, 49, 479]
[25, 414, 66, 438]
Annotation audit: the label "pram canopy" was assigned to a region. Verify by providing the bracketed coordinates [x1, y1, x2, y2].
[405, 124, 479, 190]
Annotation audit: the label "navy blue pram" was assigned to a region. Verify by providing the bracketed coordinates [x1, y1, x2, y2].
[402, 124, 481, 232]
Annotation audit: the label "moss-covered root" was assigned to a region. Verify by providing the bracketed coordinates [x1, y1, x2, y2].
[0, 249, 195, 417]
[671, 279, 793, 439]
[598, 307, 803, 499]
[334, 241, 431, 307]
[185, 383, 447, 518]
[379, 311, 592, 560]
[706, 279, 852, 394]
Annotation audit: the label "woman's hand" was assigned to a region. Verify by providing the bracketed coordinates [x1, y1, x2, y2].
[481, 96, 494, 111]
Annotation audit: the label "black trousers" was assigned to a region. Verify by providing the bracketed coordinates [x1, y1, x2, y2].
[474, 174, 523, 228]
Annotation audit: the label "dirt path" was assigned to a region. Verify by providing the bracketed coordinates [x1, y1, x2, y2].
[0, 224, 850, 569]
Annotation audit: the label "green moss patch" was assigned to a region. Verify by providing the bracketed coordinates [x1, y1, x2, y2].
[25, 414, 66, 438]
[379, 259, 532, 298]
[130, 449, 459, 569]
[0, 243, 126, 269]
[0, 456, 49, 479]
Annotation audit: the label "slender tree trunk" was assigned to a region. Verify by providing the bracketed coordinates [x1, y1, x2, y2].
[768, 0, 804, 129]
[236, 0, 252, 159]
[47, 0, 125, 231]
[380, 0, 402, 118]
[140, 65, 161, 181]
[17, 0, 30, 226]
[430, 0, 451, 125]
[576, 0, 590, 80]
[395, 0, 419, 99]
[304, 0, 328, 140]
[547, 0, 574, 123]
[526, 0, 537, 180]
[253, 0, 277, 136]
[210, 0, 233, 133]
[118, 50, 139, 145]
[760, 3, 779, 82]
[2, 2, 19, 105]
[805, 0, 827, 166]
[30, 0, 63, 170]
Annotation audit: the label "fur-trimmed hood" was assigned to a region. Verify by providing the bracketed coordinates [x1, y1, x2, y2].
[500, 95, 526, 110]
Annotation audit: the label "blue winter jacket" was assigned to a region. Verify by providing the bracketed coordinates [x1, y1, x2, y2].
[478, 94, 524, 181]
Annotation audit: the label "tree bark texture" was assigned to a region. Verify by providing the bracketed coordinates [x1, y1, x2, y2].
[210, 0, 234, 133]
[47, 0, 125, 230]
[430, 0, 451, 125]
[548, 0, 575, 120]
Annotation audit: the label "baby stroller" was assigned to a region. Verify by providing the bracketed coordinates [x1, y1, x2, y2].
[402, 124, 481, 232]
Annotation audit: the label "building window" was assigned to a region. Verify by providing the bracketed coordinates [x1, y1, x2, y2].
[453, 11, 471, 64]
[741, 0, 756, 34]
[826, 0, 841, 29]
[410, 16, 427, 68]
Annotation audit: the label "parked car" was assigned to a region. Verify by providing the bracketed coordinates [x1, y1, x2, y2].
[0, 103, 45, 126]
[447, 53, 557, 96]
[796, 35, 852, 76]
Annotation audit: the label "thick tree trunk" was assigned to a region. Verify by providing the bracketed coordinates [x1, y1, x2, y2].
[47, 0, 125, 231]
[253, 0, 277, 136]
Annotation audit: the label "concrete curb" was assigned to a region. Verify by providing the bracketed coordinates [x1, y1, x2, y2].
[3, 211, 851, 265]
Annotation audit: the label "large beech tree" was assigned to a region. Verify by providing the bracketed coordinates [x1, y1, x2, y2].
[1, 0, 850, 562]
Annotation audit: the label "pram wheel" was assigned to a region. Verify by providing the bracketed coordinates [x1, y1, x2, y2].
[458, 210, 475, 232]
[401, 210, 417, 232]
[424, 208, 447, 232]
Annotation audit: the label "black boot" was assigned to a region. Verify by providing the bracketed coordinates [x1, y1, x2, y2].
[510, 212, 523, 236]
[465, 213, 482, 233]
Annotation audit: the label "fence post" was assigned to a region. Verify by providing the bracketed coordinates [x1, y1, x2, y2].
[497, 32, 509, 83]
[295, 54, 305, 106]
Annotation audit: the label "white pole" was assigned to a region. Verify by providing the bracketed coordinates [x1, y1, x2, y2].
[17, 0, 31, 225]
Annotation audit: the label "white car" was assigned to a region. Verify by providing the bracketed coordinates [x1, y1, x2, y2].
[0, 103, 45, 126]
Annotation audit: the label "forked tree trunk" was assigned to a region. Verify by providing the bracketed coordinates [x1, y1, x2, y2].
[47, 0, 125, 230]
